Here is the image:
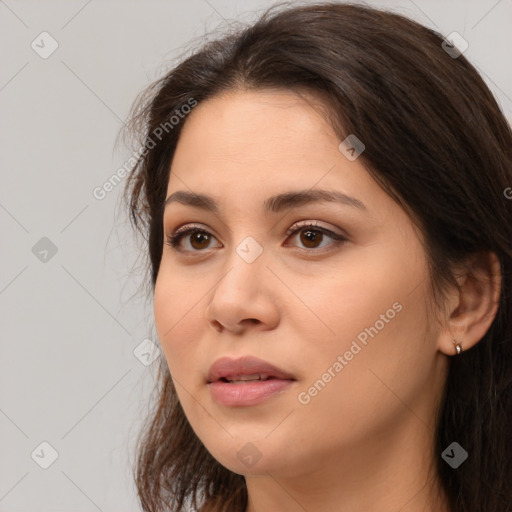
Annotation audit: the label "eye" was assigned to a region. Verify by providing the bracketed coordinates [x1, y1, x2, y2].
[165, 221, 347, 254]
[284, 221, 347, 251]
[165, 223, 221, 253]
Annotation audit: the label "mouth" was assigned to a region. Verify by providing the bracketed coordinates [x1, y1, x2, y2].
[208, 377, 296, 406]
[218, 373, 280, 383]
[207, 355, 296, 384]
[207, 356, 297, 406]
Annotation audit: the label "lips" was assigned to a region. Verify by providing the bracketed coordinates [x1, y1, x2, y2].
[207, 355, 295, 384]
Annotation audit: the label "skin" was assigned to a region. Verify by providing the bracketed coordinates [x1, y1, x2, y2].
[153, 89, 501, 512]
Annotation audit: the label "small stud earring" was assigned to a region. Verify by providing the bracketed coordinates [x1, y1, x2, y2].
[453, 340, 463, 355]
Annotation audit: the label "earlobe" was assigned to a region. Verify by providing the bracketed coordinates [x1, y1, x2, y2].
[437, 251, 502, 356]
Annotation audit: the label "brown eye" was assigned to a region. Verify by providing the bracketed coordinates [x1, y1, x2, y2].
[165, 221, 347, 255]
[285, 222, 347, 251]
[165, 227, 220, 252]
[297, 227, 324, 249]
[188, 231, 212, 250]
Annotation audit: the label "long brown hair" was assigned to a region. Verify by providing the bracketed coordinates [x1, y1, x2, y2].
[121, 2, 512, 511]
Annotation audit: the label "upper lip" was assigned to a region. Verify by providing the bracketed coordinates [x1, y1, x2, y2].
[207, 356, 296, 383]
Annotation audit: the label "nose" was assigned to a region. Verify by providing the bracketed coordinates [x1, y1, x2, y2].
[205, 250, 280, 335]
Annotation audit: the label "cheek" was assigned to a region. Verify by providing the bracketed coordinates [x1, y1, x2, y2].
[288, 294, 433, 450]
[290, 248, 404, 340]
[291, 246, 434, 419]
[153, 270, 201, 375]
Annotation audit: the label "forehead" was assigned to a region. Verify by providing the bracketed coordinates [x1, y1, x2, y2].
[171, 89, 335, 171]
[165, 89, 389, 220]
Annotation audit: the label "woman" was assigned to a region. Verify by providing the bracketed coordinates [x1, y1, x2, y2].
[122, 2, 512, 511]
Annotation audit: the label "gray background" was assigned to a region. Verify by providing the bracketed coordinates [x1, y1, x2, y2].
[1, 0, 511, 510]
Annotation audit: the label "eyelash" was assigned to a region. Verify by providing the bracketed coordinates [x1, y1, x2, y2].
[164, 221, 347, 255]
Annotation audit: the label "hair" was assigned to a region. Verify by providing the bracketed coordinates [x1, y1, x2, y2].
[121, 2, 512, 511]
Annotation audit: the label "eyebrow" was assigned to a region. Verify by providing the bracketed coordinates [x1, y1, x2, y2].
[164, 189, 368, 214]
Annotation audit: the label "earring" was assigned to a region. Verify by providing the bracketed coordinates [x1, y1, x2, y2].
[453, 340, 463, 355]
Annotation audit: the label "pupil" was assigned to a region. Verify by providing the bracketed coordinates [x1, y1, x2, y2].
[301, 229, 321, 247]
[192, 233, 209, 249]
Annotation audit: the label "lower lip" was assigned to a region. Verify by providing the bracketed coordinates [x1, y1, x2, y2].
[208, 379, 295, 406]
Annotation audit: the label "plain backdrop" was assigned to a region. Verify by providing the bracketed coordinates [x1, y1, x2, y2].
[1, 0, 511, 510]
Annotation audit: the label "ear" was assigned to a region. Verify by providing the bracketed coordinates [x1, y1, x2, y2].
[437, 251, 502, 356]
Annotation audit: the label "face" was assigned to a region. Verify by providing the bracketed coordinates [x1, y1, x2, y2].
[154, 89, 448, 479]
